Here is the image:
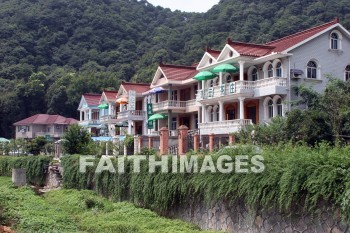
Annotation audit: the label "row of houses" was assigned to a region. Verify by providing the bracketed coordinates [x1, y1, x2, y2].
[77, 18, 350, 141]
[13, 18, 350, 141]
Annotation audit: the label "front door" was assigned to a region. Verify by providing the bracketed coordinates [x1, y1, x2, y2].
[247, 106, 257, 124]
[180, 117, 190, 128]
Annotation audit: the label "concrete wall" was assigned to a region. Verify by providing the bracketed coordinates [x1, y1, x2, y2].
[167, 199, 349, 233]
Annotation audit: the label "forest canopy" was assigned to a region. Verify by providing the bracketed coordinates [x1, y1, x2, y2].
[1, 0, 350, 138]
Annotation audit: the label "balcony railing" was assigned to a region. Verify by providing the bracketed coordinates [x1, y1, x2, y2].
[196, 77, 287, 100]
[198, 119, 253, 135]
[152, 100, 198, 112]
[35, 132, 63, 138]
[117, 110, 146, 120]
[100, 114, 117, 122]
[79, 119, 100, 125]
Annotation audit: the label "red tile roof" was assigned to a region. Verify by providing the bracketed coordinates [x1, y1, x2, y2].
[206, 47, 221, 59]
[265, 18, 339, 52]
[159, 63, 198, 81]
[14, 114, 78, 126]
[83, 94, 101, 106]
[121, 81, 150, 94]
[103, 90, 118, 101]
[224, 18, 339, 57]
[227, 39, 275, 57]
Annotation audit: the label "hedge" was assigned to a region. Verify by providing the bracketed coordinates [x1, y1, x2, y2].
[61, 144, 350, 222]
[0, 156, 52, 186]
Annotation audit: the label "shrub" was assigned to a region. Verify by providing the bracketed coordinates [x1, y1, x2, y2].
[0, 156, 51, 186]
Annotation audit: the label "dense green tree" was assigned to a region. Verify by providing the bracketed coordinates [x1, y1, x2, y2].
[62, 124, 93, 155]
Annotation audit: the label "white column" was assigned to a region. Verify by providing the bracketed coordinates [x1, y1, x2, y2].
[239, 97, 245, 120]
[88, 109, 92, 120]
[202, 80, 205, 90]
[108, 104, 112, 116]
[80, 111, 82, 121]
[239, 61, 245, 81]
[128, 120, 133, 135]
[201, 104, 206, 123]
[219, 72, 223, 86]
[218, 101, 224, 121]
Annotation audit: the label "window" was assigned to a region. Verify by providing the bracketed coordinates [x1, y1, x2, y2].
[226, 75, 233, 83]
[276, 62, 282, 77]
[251, 68, 258, 81]
[277, 99, 283, 116]
[215, 106, 219, 121]
[210, 108, 215, 122]
[214, 78, 219, 86]
[47, 127, 51, 132]
[209, 58, 213, 64]
[307, 61, 317, 79]
[345, 65, 350, 81]
[268, 100, 273, 118]
[268, 64, 273, 78]
[171, 117, 177, 130]
[229, 51, 234, 57]
[331, 33, 339, 50]
[171, 90, 178, 100]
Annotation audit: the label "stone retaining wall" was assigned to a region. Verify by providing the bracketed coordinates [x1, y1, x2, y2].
[167, 199, 349, 233]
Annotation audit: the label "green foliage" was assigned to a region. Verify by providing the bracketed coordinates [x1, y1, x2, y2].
[1, 0, 349, 138]
[61, 145, 350, 223]
[62, 124, 93, 155]
[0, 177, 218, 233]
[0, 156, 51, 186]
[26, 136, 47, 155]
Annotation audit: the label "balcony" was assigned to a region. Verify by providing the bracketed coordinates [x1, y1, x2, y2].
[35, 132, 64, 138]
[100, 115, 119, 124]
[117, 110, 146, 121]
[78, 119, 100, 127]
[153, 100, 198, 113]
[196, 77, 287, 101]
[198, 119, 252, 135]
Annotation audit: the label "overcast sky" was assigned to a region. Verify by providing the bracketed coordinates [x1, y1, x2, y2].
[147, 0, 220, 13]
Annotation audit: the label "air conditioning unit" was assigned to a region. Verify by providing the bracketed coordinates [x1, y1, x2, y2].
[290, 69, 303, 79]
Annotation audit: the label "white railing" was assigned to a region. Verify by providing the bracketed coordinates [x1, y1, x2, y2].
[153, 100, 187, 110]
[198, 119, 253, 135]
[117, 110, 145, 119]
[35, 132, 63, 138]
[196, 77, 287, 100]
[185, 99, 196, 106]
[100, 115, 117, 121]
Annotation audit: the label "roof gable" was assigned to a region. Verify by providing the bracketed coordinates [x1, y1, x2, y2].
[119, 82, 150, 95]
[216, 43, 240, 62]
[151, 67, 168, 86]
[100, 90, 118, 103]
[196, 48, 221, 70]
[266, 18, 341, 53]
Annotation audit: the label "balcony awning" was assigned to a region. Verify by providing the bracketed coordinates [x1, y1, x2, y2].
[193, 71, 217, 81]
[212, 64, 238, 73]
[115, 121, 128, 127]
[149, 87, 168, 94]
[148, 113, 167, 121]
[98, 103, 109, 109]
[0, 137, 10, 143]
[116, 97, 128, 104]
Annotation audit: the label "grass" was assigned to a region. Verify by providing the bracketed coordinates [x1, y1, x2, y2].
[0, 177, 222, 233]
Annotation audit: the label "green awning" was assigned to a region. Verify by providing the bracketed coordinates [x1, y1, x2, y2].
[0, 138, 10, 143]
[148, 113, 167, 121]
[115, 122, 128, 127]
[212, 64, 239, 73]
[193, 71, 217, 81]
[98, 103, 109, 109]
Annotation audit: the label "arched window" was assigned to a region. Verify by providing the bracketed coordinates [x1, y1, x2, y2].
[226, 75, 233, 83]
[268, 100, 273, 118]
[251, 68, 258, 81]
[211, 108, 215, 122]
[307, 61, 317, 79]
[345, 65, 350, 81]
[331, 33, 339, 50]
[276, 62, 282, 77]
[268, 64, 273, 78]
[215, 106, 219, 121]
[277, 98, 283, 116]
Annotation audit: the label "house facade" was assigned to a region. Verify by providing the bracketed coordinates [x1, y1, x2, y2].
[78, 18, 350, 138]
[77, 93, 102, 136]
[13, 114, 77, 140]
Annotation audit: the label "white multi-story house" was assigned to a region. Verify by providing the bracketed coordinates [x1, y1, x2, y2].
[77, 18, 350, 138]
[77, 93, 102, 136]
[99, 90, 118, 137]
[195, 18, 350, 135]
